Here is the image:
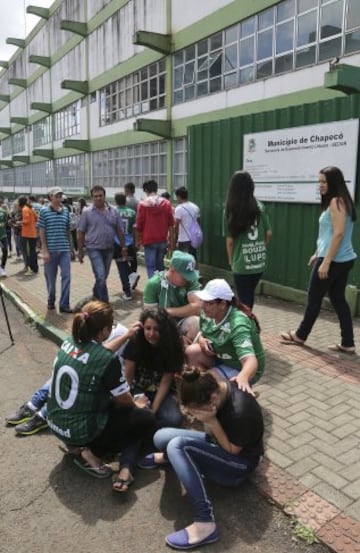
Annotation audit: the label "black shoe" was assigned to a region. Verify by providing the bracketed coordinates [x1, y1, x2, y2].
[6, 404, 35, 425]
[59, 306, 73, 314]
[47, 304, 55, 310]
[15, 414, 48, 436]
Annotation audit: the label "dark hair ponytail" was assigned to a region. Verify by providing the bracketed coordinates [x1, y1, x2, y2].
[179, 366, 219, 406]
[72, 300, 113, 343]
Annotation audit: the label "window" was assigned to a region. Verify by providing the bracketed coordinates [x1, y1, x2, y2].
[172, 0, 358, 104]
[99, 60, 166, 126]
[54, 101, 80, 141]
[173, 137, 187, 189]
[33, 117, 52, 147]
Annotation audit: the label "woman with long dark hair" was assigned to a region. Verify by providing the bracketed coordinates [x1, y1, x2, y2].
[123, 308, 185, 427]
[281, 166, 357, 353]
[225, 170, 272, 308]
[47, 300, 155, 490]
[141, 366, 264, 550]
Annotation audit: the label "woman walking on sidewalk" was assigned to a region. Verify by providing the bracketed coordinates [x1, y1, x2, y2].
[280, 166, 357, 353]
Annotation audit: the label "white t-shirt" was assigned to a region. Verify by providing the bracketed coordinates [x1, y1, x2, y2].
[175, 201, 200, 242]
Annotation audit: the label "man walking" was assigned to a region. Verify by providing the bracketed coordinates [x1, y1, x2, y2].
[38, 187, 72, 312]
[77, 185, 126, 303]
[174, 186, 201, 257]
[136, 179, 174, 277]
[114, 192, 139, 300]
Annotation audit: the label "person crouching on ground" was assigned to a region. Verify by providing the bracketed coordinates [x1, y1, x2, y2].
[47, 300, 156, 490]
[186, 279, 264, 395]
[141, 366, 264, 550]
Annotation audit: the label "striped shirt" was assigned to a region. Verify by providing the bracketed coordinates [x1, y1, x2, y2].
[37, 205, 70, 252]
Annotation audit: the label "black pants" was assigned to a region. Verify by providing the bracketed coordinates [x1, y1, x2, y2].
[88, 404, 155, 473]
[297, 257, 355, 347]
[21, 237, 38, 272]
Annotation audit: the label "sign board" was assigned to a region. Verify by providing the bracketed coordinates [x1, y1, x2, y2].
[243, 119, 359, 203]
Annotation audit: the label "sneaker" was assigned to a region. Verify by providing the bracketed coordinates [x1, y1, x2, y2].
[15, 413, 48, 436]
[59, 306, 73, 314]
[129, 272, 140, 290]
[0, 267, 6, 277]
[24, 268, 34, 276]
[121, 293, 132, 301]
[6, 403, 35, 425]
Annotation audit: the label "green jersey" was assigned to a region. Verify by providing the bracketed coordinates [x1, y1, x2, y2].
[116, 205, 136, 246]
[0, 207, 8, 240]
[47, 337, 129, 445]
[200, 306, 264, 383]
[143, 271, 201, 318]
[225, 201, 271, 275]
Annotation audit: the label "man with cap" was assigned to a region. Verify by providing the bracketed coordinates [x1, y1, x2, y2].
[143, 250, 202, 340]
[38, 187, 72, 313]
[186, 278, 265, 394]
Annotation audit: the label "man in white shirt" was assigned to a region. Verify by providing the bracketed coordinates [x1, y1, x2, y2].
[174, 186, 201, 258]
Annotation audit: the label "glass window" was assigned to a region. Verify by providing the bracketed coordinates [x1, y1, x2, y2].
[225, 25, 238, 44]
[295, 44, 316, 66]
[210, 33, 222, 50]
[298, 0, 317, 11]
[276, 20, 294, 53]
[239, 66, 254, 84]
[174, 66, 183, 89]
[258, 8, 274, 30]
[256, 60, 273, 78]
[240, 17, 255, 38]
[240, 36, 255, 65]
[197, 81, 209, 96]
[258, 29, 273, 59]
[320, 0, 343, 39]
[275, 53, 293, 73]
[225, 44, 238, 71]
[297, 10, 317, 46]
[319, 36, 342, 60]
[185, 45, 195, 61]
[346, 0, 360, 30]
[277, 0, 295, 22]
[224, 72, 238, 88]
[184, 62, 195, 85]
[345, 30, 360, 54]
[197, 39, 208, 56]
[184, 86, 195, 100]
[173, 51, 183, 67]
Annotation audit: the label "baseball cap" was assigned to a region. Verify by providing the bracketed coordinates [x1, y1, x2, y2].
[169, 250, 199, 282]
[48, 186, 63, 197]
[194, 279, 234, 302]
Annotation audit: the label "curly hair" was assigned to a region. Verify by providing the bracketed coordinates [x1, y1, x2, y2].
[133, 308, 185, 372]
[225, 170, 260, 238]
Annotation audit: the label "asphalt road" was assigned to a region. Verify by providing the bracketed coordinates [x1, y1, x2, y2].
[0, 298, 330, 553]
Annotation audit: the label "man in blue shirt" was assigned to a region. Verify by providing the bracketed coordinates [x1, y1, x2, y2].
[77, 185, 126, 302]
[38, 187, 72, 313]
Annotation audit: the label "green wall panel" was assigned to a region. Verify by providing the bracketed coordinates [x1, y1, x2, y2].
[188, 94, 360, 292]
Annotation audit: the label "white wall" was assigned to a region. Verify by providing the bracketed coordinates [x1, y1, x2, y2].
[171, 0, 233, 33]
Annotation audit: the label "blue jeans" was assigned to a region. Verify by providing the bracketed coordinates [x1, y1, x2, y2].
[44, 251, 71, 308]
[233, 272, 262, 309]
[297, 257, 355, 347]
[144, 242, 167, 278]
[134, 388, 183, 427]
[87, 248, 114, 302]
[29, 379, 50, 420]
[154, 428, 255, 523]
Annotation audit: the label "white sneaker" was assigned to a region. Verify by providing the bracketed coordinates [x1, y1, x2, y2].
[0, 267, 7, 277]
[129, 272, 140, 290]
[121, 293, 132, 301]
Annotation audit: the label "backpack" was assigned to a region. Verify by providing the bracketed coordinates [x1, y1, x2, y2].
[182, 206, 203, 249]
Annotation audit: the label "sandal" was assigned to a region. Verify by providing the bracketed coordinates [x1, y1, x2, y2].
[279, 330, 304, 345]
[328, 344, 356, 354]
[112, 471, 134, 493]
[73, 456, 113, 479]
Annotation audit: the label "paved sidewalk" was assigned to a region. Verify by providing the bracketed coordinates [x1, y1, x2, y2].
[1, 253, 360, 553]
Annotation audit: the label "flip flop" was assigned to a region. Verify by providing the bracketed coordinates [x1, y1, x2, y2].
[112, 472, 134, 493]
[279, 331, 304, 345]
[328, 344, 356, 354]
[73, 456, 113, 479]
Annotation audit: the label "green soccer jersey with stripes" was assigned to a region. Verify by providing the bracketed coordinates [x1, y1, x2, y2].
[47, 337, 128, 445]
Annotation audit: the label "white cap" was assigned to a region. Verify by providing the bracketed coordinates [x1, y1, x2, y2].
[194, 279, 234, 302]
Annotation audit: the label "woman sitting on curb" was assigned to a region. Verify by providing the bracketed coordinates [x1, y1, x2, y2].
[123, 308, 185, 427]
[47, 300, 156, 491]
[186, 279, 264, 395]
[141, 366, 264, 550]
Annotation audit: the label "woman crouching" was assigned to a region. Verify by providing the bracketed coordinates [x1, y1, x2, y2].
[142, 366, 264, 550]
